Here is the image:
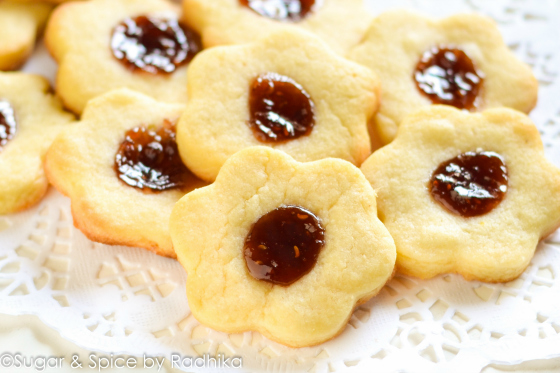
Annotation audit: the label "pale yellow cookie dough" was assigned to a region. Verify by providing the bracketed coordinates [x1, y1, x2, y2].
[45, 0, 194, 114]
[170, 146, 396, 347]
[349, 10, 538, 144]
[360, 106, 560, 283]
[0, 1, 52, 71]
[183, 0, 372, 55]
[45, 89, 206, 258]
[11, 0, 74, 4]
[0, 72, 74, 214]
[177, 28, 379, 182]
[14, 0, 76, 3]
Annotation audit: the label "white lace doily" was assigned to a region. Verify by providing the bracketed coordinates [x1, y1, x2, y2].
[2, 0, 560, 372]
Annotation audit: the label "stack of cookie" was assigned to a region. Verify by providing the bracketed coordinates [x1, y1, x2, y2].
[1, 0, 560, 348]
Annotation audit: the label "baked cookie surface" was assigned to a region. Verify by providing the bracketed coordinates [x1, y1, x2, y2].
[360, 106, 560, 283]
[45, 0, 201, 114]
[45, 89, 206, 258]
[0, 1, 52, 71]
[0, 72, 74, 214]
[183, 0, 372, 54]
[170, 146, 396, 347]
[13, 0, 75, 3]
[349, 10, 538, 144]
[178, 28, 379, 182]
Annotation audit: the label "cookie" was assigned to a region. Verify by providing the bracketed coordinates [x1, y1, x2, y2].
[0, 1, 52, 71]
[13, 0, 74, 3]
[349, 10, 538, 144]
[170, 146, 396, 347]
[45, 0, 202, 114]
[177, 28, 379, 182]
[45, 89, 206, 258]
[183, 0, 372, 55]
[0, 72, 74, 214]
[12, 0, 73, 3]
[360, 105, 560, 283]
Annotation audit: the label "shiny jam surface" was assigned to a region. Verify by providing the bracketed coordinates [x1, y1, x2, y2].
[414, 47, 483, 110]
[114, 121, 193, 193]
[111, 15, 201, 74]
[429, 151, 508, 217]
[0, 100, 16, 152]
[244, 206, 325, 286]
[239, 0, 316, 22]
[248, 72, 315, 143]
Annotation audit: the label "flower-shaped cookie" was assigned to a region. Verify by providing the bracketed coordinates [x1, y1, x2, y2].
[170, 146, 396, 347]
[349, 10, 538, 144]
[177, 28, 379, 182]
[45, 0, 202, 114]
[14, 0, 72, 3]
[183, 0, 372, 55]
[45, 89, 206, 258]
[0, 1, 52, 70]
[0, 72, 74, 214]
[360, 106, 560, 283]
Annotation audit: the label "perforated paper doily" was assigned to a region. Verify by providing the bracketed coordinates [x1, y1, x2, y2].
[2, 0, 560, 372]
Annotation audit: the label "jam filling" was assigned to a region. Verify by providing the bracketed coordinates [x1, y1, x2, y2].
[429, 151, 508, 217]
[414, 46, 483, 110]
[0, 100, 16, 152]
[114, 121, 193, 193]
[244, 206, 325, 286]
[111, 15, 201, 75]
[248, 72, 315, 143]
[239, 0, 316, 22]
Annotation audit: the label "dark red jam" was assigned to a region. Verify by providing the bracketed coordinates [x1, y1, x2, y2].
[111, 15, 201, 74]
[414, 47, 483, 110]
[114, 121, 193, 193]
[244, 206, 325, 286]
[248, 72, 315, 143]
[0, 100, 16, 152]
[239, 0, 316, 22]
[429, 151, 508, 217]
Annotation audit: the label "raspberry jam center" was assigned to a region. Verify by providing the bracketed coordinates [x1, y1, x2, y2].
[248, 72, 315, 143]
[111, 15, 201, 74]
[114, 121, 193, 192]
[415, 47, 483, 110]
[239, 0, 316, 22]
[0, 100, 16, 152]
[429, 151, 508, 217]
[244, 206, 325, 285]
